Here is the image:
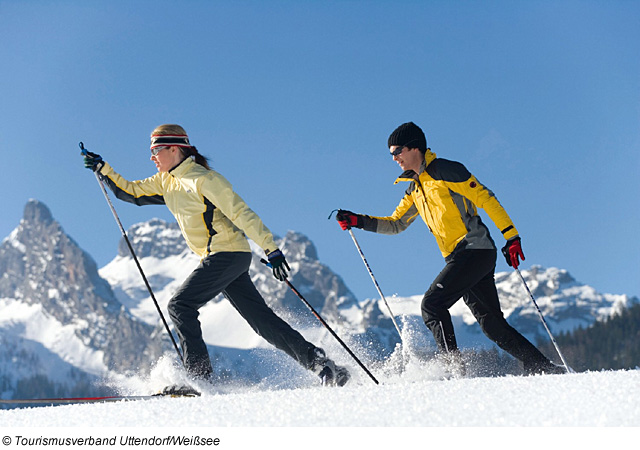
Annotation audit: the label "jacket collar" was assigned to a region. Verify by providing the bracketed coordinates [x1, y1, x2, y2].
[394, 149, 437, 184]
[168, 156, 195, 178]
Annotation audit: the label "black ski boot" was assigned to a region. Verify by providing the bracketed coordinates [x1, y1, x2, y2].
[523, 359, 567, 376]
[156, 385, 201, 397]
[310, 348, 350, 387]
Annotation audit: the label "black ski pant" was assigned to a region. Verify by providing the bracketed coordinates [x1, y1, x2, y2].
[421, 249, 550, 367]
[167, 251, 316, 379]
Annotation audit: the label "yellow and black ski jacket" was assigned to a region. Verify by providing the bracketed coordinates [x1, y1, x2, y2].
[360, 150, 519, 259]
[97, 157, 278, 258]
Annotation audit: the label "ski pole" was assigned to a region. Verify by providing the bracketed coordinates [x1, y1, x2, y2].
[346, 228, 403, 340]
[515, 267, 571, 372]
[261, 259, 379, 385]
[328, 210, 402, 339]
[79, 142, 184, 365]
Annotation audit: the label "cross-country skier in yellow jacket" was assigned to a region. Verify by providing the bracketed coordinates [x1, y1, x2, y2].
[336, 122, 565, 376]
[83, 124, 349, 386]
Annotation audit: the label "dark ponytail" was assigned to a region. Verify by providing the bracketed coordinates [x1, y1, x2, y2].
[182, 146, 211, 170]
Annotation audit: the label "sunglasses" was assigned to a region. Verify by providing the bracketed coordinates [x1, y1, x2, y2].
[150, 146, 171, 156]
[390, 146, 406, 157]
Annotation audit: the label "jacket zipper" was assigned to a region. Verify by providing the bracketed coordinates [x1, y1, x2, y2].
[414, 176, 448, 252]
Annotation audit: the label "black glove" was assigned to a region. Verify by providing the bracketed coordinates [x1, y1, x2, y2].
[336, 209, 364, 230]
[82, 150, 104, 172]
[267, 249, 290, 281]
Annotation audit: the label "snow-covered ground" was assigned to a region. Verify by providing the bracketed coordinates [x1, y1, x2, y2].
[3, 369, 638, 427]
[1, 354, 638, 448]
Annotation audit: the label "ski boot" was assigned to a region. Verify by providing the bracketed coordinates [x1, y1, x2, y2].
[523, 359, 568, 376]
[310, 348, 350, 387]
[156, 384, 201, 397]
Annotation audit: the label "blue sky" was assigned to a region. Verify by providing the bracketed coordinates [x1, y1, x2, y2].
[1, 1, 638, 302]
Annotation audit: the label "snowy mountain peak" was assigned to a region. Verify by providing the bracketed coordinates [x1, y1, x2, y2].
[466, 264, 640, 343]
[119, 218, 185, 259]
[505, 265, 579, 297]
[280, 230, 319, 261]
[0, 200, 164, 391]
[22, 198, 55, 226]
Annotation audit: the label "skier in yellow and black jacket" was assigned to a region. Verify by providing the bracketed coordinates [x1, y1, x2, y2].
[336, 122, 565, 376]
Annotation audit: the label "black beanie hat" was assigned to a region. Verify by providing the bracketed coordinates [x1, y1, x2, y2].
[388, 122, 427, 152]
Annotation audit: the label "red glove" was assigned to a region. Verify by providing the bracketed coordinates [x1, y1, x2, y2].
[501, 237, 525, 269]
[336, 210, 363, 230]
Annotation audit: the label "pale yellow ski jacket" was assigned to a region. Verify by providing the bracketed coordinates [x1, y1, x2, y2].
[98, 157, 278, 258]
[361, 150, 519, 259]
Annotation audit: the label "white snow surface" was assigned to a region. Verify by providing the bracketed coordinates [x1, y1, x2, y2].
[1, 356, 638, 428]
[1, 306, 637, 449]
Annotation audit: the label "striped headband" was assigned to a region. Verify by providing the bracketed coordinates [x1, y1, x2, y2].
[150, 134, 191, 149]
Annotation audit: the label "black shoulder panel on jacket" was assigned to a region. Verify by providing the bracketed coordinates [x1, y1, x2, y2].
[100, 174, 165, 206]
[426, 158, 471, 182]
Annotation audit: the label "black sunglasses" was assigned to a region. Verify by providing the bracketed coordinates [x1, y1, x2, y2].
[390, 139, 420, 157]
